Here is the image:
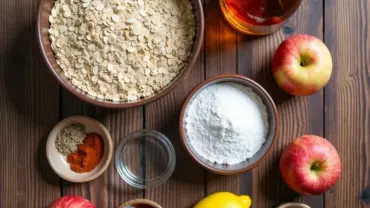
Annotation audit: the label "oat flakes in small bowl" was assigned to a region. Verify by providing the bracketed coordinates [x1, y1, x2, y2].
[37, 0, 204, 108]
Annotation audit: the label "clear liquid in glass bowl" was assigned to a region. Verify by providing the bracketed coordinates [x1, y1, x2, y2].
[115, 129, 176, 189]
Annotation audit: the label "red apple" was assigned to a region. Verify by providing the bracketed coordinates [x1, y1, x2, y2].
[280, 135, 341, 195]
[272, 34, 332, 96]
[49, 196, 95, 208]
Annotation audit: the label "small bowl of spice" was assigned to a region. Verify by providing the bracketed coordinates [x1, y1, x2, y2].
[179, 74, 278, 175]
[46, 116, 113, 182]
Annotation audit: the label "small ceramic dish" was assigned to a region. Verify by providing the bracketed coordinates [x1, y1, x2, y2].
[46, 116, 113, 183]
[179, 74, 279, 175]
[118, 199, 162, 208]
[277, 202, 311, 208]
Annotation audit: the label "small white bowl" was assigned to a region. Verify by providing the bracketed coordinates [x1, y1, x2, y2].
[46, 116, 113, 183]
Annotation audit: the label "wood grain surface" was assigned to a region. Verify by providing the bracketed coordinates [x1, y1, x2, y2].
[0, 0, 369, 207]
[242, 1, 325, 207]
[324, 0, 370, 207]
[0, 0, 61, 207]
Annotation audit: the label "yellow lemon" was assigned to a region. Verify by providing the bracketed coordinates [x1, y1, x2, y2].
[194, 192, 252, 208]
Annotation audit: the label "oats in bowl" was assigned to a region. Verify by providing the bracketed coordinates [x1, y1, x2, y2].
[48, 0, 195, 101]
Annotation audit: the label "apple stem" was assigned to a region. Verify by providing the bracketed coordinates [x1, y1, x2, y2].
[300, 55, 311, 67]
[311, 162, 322, 171]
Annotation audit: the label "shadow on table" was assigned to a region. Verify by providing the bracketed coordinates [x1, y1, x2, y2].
[259, 154, 299, 206]
[139, 87, 204, 185]
[236, 31, 294, 106]
[256, 70, 293, 106]
[2, 26, 60, 125]
[157, 109, 205, 185]
[59, 87, 112, 119]
[1, 26, 60, 186]
[37, 135, 60, 186]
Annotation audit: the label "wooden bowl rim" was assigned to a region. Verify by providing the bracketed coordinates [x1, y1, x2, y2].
[179, 74, 279, 175]
[277, 202, 311, 208]
[36, 0, 205, 108]
[119, 199, 162, 208]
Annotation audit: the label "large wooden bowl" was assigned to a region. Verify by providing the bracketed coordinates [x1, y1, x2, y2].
[179, 74, 279, 175]
[37, 0, 204, 108]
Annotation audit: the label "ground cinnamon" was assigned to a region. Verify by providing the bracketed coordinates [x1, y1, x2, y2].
[67, 132, 104, 173]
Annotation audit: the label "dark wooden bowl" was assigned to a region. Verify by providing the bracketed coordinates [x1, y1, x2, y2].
[179, 74, 279, 175]
[37, 0, 204, 108]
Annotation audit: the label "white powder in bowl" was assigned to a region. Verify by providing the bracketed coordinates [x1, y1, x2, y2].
[185, 82, 269, 165]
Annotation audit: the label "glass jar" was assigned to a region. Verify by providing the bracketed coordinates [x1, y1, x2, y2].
[220, 0, 302, 36]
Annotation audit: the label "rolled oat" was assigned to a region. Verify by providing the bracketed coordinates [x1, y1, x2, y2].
[49, 0, 196, 101]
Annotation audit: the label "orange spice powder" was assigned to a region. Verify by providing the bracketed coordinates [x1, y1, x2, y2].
[67, 133, 104, 173]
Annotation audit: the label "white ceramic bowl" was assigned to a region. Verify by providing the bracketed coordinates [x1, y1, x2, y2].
[46, 116, 113, 183]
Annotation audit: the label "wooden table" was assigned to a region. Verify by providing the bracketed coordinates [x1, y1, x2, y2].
[0, 0, 368, 207]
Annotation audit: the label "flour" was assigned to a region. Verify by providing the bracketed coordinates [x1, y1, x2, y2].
[185, 82, 269, 165]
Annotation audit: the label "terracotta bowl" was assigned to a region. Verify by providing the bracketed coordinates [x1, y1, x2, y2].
[37, 0, 204, 108]
[179, 74, 279, 175]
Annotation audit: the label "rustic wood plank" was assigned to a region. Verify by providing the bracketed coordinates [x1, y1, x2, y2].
[237, 1, 324, 207]
[204, 0, 241, 197]
[142, 0, 206, 206]
[60, 92, 144, 208]
[0, 0, 61, 207]
[324, 0, 370, 207]
[144, 39, 205, 208]
[204, 0, 237, 78]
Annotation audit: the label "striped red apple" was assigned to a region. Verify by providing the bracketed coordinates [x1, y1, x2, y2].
[272, 34, 332, 96]
[280, 135, 341, 195]
[49, 196, 95, 208]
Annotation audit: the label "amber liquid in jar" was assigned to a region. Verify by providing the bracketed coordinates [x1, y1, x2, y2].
[220, 0, 302, 35]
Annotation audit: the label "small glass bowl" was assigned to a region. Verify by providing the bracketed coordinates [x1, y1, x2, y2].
[115, 129, 176, 189]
